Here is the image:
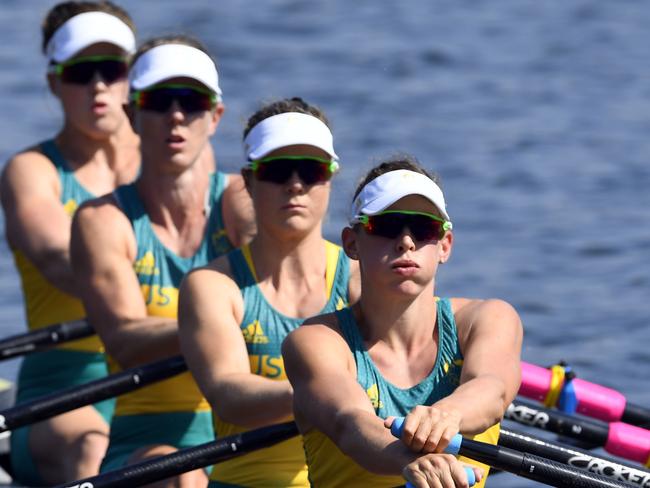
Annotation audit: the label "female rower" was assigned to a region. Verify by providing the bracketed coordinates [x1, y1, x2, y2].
[283, 156, 523, 488]
[70, 35, 255, 486]
[0, 2, 138, 483]
[178, 98, 360, 487]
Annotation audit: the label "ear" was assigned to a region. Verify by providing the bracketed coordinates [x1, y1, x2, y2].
[438, 230, 453, 264]
[208, 102, 225, 135]
[341, 226, 359, 260]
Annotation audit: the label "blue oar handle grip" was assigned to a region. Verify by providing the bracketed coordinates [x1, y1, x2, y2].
[391, 417, 475, 487]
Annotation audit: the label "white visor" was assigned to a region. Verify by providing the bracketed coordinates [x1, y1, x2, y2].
[129, 44, 222, 96]
[349, 169, 451, 224]
[244, 112, 338, 161]
[46, 11, 135, 63]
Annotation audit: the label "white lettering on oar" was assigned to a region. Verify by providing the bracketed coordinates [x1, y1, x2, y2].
[568, 454, 650, 488]
[66, 483, 94, 488]
[0, 415, 5, 430]
[505, 404, 549, 428]
[231, 442, 237, 451]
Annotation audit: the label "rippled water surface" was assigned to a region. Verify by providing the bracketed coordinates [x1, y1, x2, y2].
[1, 1, 649, 486]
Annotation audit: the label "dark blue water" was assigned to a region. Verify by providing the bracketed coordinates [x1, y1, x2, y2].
[1, 2, 649, 486]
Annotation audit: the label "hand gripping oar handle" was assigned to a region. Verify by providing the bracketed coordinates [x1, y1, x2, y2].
[390, 417, 475, 487]
[0, 320, 94, 361]
[392, 416, 633, 488]
[0, 355, 187, 433]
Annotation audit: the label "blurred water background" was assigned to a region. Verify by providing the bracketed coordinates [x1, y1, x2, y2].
[0, 1, 649, 486]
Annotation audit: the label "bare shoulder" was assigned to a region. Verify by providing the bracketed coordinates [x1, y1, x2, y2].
[182, 254, 237, 295]
[72, 194, 135, 258]
[283, 311, 348, 359]
[1, 146, 59, 197]
[74, 194, 129, 231]
[450, 297, 523, 338]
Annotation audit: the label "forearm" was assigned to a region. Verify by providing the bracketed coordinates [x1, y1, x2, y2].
[436, 375, 508, 434]
[332, 409, 416, 475]
[104, 317, 180, 368]
[210, 374, 293, 429]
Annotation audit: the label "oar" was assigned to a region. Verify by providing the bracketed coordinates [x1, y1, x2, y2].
[0, 320, 94, 361]
[54, 421, 299, 488]
[391, 417, 634, 488]
[499, 427, 650, 488]
[0, 355, 187, 433]
[506, 398, 650, 466]
[521, 361, 650, 428]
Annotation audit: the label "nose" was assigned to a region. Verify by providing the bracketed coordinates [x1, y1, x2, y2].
[91, 70, 107, 91]
[168, 99, 185, 123]
[285, 170, 305, 194]
[395, 229, 416, 253]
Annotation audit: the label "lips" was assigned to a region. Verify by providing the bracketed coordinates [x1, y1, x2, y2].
[166, 134, 185, 144]
[391, 259, 419, 269]
[281, 203, 306, 210]
[91, 101, 108, 114]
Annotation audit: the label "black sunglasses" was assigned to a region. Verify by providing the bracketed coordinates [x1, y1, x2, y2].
[51, 55, 128, 85]
[250, 156, 339, 185]
[130, 84, 217, 113]
[356, 210, 452, 242]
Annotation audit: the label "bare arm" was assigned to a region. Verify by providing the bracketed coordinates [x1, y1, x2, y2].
[446, 298, 523, 433]
[70, 198, 179, 368]
[178, 265, 292, 429]
[283, 320, 419, 475]
[222, 173, 256, 248]
[1, 150, 77, 295]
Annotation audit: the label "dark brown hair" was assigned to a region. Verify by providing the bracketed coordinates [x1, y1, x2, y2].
[353, 154, 440, 200]
[243, 97, 330, 140]
[42, 1, 135, 53]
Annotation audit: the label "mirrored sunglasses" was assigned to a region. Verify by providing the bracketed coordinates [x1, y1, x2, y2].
[356, 210, 452, 242]
[250, 156, 339, 185]
[130, 84, 217, 113]
[51, 55, 128, 85]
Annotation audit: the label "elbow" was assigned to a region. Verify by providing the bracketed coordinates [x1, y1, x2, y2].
[102, 335, 140, 369]
[212, 403, 242, 426]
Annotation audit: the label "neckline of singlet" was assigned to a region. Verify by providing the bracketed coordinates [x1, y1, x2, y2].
[344, 298, 450, 394]
[113, 173, 222, 264]
[238, 241, 339, 320]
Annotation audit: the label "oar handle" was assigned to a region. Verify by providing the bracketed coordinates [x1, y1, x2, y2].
[391, 417, 475, 487]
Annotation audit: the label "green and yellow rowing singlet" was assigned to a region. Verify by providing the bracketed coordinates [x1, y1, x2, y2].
[303, 298, 500, 488]
[208, 241, 350, 488]
[12, 139, 101, 352]
[110, 172, 234, 417]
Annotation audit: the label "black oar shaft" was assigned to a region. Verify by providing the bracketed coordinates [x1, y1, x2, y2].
[499, 428, 650, 488]
[460, 438, 632, 488]
[0, 355, 187, 433]
[623, 403, 650, 430]
[507, 399, 610, 446]
[0, 320, 94, 361]
[55, 422, 299, 488]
